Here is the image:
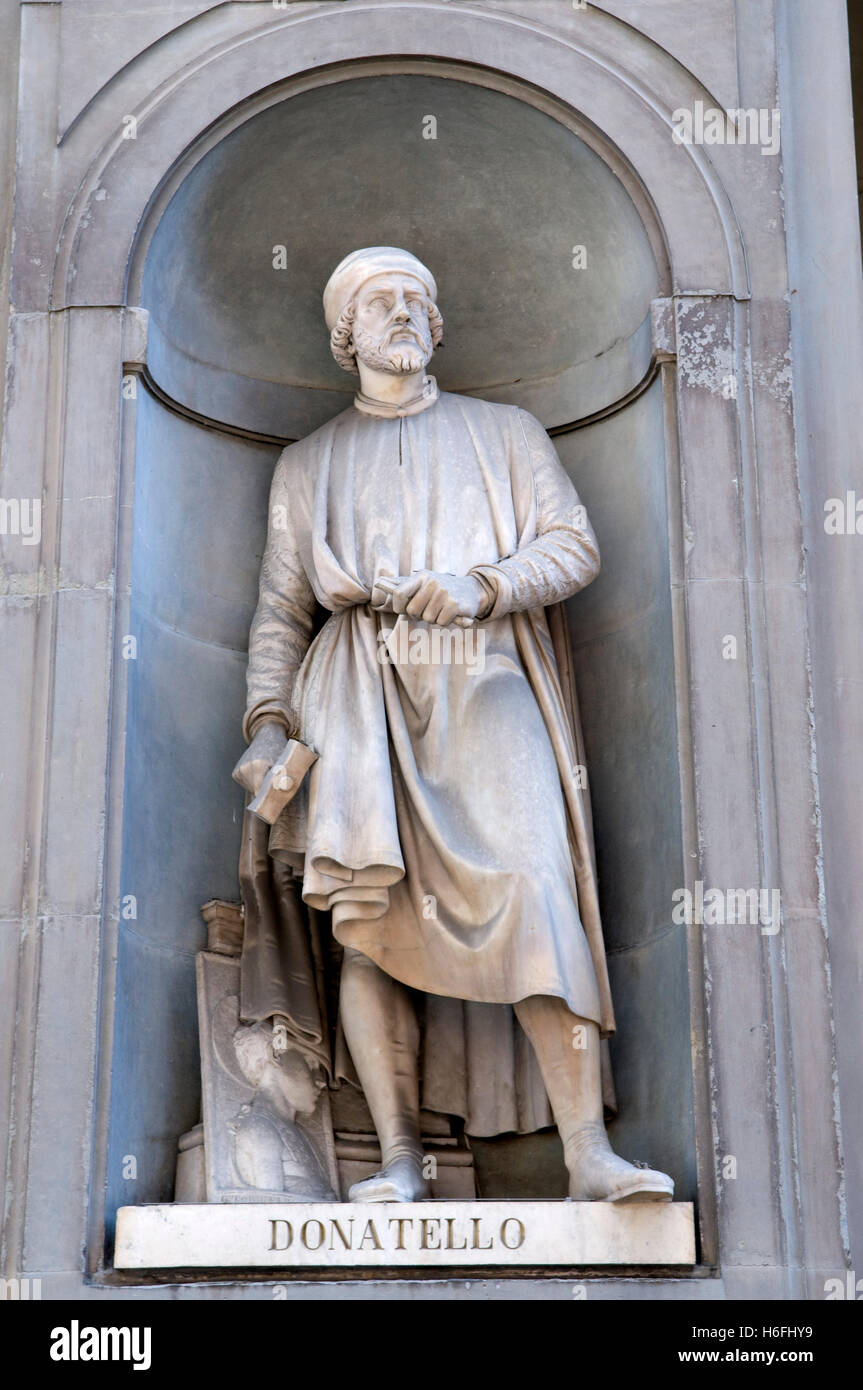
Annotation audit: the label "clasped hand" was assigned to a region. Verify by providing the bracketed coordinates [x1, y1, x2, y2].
[370, 570, 486, 627]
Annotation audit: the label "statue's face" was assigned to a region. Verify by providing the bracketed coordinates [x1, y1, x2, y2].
[233, 1026, 322, 1116]
[274, 1048, 322, 1117]
[352, 271, 434, 375]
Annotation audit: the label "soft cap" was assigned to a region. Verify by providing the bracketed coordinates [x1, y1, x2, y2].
[323, 247, 437, 330]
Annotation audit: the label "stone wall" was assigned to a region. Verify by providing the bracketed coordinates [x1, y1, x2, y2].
[0, 0, 860, 1300]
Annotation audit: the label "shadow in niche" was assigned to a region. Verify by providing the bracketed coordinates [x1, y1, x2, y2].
[105, 68, 694, 1243]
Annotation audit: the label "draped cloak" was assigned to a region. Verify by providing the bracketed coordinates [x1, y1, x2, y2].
[238, 391, 616, 1135]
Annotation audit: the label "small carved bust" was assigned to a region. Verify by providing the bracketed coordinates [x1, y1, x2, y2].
[228, 1021, 334, 1200]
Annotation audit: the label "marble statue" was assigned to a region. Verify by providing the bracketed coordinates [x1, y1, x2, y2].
[233, 246, 674, 1204]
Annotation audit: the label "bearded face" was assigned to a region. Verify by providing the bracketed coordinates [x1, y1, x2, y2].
[351, 273, 435, 376]
[352, 319, 433, 375]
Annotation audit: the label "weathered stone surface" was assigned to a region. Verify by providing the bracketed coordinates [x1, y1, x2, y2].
[0, 0, 858, 1302]
[114, 1200, 696, 1269]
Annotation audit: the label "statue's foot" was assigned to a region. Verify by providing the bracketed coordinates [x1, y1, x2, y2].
[564, 1123, 674, 1203]
[348, 1151, 430, 1203]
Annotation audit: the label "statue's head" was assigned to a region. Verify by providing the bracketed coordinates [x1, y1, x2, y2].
[232, 1020, 323, 1119]
[323, 246, 443, 377]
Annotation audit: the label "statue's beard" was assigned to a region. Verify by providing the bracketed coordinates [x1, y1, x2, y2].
[353, 322, 433, 376]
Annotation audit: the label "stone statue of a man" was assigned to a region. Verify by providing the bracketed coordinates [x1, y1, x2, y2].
[234, 246, 673, 1205]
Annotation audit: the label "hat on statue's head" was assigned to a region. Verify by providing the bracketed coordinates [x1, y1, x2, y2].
[323, 246, 438, 330]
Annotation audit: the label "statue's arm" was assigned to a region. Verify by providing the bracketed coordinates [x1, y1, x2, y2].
[469, 408, 600, 617]
[243, 452, 317, 745]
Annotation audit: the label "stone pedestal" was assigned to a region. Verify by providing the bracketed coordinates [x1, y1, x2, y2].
[115, 1200, 696, 1270]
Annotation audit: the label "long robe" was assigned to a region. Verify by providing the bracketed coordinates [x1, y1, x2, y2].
[239, 390, 616, 1134]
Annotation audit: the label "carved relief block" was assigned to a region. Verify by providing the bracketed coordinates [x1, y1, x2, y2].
[196, 951, 339, 1203]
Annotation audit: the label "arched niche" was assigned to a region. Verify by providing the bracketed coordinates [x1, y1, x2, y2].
[140, 71, 661, 437]
[105, 61, 697, 1232]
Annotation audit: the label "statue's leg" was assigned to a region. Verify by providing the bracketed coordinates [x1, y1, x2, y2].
[339, 947, 430, 1202]
[514, 994, 674, 1202]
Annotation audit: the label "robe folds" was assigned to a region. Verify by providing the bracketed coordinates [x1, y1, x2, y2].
[239, 390, 616, 1135]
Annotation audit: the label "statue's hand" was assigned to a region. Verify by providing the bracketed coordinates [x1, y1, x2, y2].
[232, 720, 289, 796]
[371, 571, 487, 626]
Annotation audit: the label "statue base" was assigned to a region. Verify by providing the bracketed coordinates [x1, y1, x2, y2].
[115, 1200, 695, 1270]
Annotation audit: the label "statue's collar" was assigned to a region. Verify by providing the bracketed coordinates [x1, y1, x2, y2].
[354, 375, 439, 419]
